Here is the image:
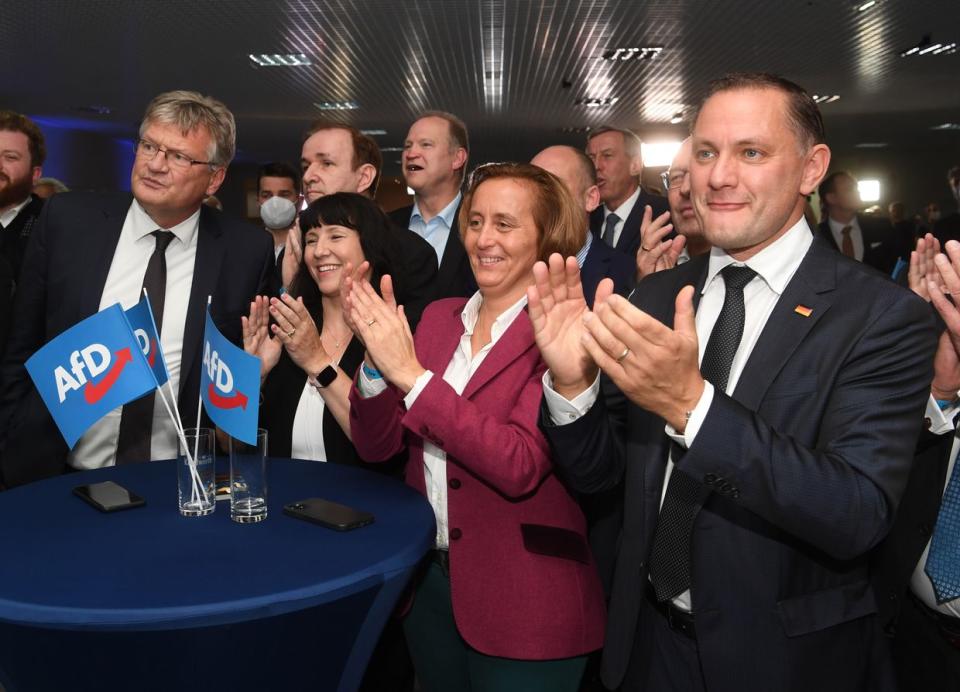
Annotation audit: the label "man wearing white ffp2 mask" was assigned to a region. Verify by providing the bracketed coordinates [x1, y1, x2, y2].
[256, 161, 300, 269]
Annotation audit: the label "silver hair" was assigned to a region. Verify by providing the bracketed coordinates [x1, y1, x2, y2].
[138, 90, 236, 167]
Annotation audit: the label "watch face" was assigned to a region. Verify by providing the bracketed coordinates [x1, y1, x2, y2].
[316, 364, 338, 388]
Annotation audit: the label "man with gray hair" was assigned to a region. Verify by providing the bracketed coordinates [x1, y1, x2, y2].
[0, 90, 274, 487]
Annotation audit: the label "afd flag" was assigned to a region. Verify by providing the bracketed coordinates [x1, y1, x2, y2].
[25, 304, 157, 447]
[200, 309, 260, 445]
[124, 295, 169, 387]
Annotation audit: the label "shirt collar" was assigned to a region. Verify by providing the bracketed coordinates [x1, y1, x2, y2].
[0, 195, 33, 228]
[129, 199, 200, 246]
[460, 291, 528, 342]
[605, 185, 642, 221]
[828, 215, 860, 236]
[412, 192, 462, 228]
[575, 227, 593, 268]
[703, 217, 813, 297]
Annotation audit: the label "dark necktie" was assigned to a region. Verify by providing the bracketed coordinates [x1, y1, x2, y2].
[925, 447, 960, 603]
[115, 230, 175, 464]
[602, 213, 620, 247]
[648, 264, 757, 602]
[841, 225, 855, 258]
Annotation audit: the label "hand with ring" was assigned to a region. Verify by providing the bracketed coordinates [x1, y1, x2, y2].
[269, 293, 329, 376]
[347, 274, 424, 393]
[340, 259, 372, 340]
[636, 204, 686, 282]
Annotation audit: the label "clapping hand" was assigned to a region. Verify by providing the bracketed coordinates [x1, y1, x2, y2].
[927, 241, 960, 402]
[909, 233, 942, 302]
[281, 218, 303, 289]
[268, 293, 329, 375]
[242, 296, 282, 379]
[636, 205, 686, 281]
[347, 275, 425, 393]
[341, 259, 372, 340]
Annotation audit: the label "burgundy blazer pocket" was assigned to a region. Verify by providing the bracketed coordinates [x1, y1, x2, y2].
[521, 523, 591, 564]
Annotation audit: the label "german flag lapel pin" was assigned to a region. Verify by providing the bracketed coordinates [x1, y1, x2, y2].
[794, 304, 813, 317]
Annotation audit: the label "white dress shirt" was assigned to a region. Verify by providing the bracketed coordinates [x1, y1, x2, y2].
[828, 216, 864, 262]
[290, 356, 342, 462]
[0, 196, 32, 228]
[358, 291, 528, 549]
[408, 192, 462, 265]
[68, 200, 199, 469]
[910, 397, 960, 618]
[544, 217, 814, 610]
[603, 186, 641, 248]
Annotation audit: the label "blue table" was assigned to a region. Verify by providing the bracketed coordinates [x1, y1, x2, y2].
[0, 459, 435, 692]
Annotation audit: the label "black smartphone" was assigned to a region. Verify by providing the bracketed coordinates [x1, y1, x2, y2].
[73, 481, 146, 513]
[284, 498, 375, 531]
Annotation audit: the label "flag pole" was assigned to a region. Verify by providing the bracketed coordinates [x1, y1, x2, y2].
[194, 295, 211, 468]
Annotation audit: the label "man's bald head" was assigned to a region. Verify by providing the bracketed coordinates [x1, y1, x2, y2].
[530, 145, 600, 214]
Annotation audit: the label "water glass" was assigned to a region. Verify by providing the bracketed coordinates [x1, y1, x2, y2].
[229, 429, 268, 523]
[178, 427, 215, 517]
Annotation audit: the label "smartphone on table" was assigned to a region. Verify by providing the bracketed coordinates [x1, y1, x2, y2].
[73, 481, 146, 513]
[284, 498, 374, 531]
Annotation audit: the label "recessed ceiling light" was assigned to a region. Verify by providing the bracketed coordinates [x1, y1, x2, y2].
[669, 112, 684, 124]
[858, 179, 881, 202]
[855, 142, 888, 148]
[361, 129, 387, 136]
[315, 101, 359, 111]
[380, 146, 404, 152]
[900, 36, 957, 57]
[931, 123, 960, 130]
[249, 53, 311, 67]
[560, 126, 592, 134]
[575, 97, 618, 108]
[856, 1, 876, 11]
[601, 47, 663, 61]
[812, 94, 840, 104]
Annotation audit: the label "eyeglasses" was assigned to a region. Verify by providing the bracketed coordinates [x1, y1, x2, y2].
[660, 170, 687, 192]
[135, 139, 215, 170]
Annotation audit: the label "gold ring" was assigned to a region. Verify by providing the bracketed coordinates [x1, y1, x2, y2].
[286, 329, 295, 337]
[640, 246, 653, 252]
[616, 347, 630, 363]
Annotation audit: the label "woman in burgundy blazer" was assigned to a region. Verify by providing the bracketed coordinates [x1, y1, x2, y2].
[346, 163, 606, 691]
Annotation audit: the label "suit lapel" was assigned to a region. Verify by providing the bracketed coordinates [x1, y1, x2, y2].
[462, 308, 535, 400]
[615, 201, 643, 253]
[81, 195, 132, 316]
[732, 242, 835, 410]
[179, 206, 225, 398]
[435, 201, 466, 288]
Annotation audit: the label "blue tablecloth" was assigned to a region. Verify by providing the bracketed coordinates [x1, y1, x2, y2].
[0, 458, 435, 692]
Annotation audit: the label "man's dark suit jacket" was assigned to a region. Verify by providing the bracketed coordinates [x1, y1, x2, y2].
[934, 211, 960, 246]
[589, 189, 669, 259]
[816, 216, 900, 275]
[542, 238, 936, 692]
[0, 191, 275, 487]
[390, 202, 476, 302]
[872, 421, 953, 633]
[581, 234, 636, 307]
[0, 193, 43, 282]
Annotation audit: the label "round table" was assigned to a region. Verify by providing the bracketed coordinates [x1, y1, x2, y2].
[0, 459, 435, 692]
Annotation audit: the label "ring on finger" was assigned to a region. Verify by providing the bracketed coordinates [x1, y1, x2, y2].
[616, 347, 630, 363]
[285, 329, 295, 337]
[366, 319, 377, 327]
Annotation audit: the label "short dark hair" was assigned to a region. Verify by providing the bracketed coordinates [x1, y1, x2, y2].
[0, 110, 46, 167]
[586, 126, 642, 160]
[818, 170, 855, 208]
[303, 122, 383, 196]
[291, 192, 405, 322]
[417, 111, 469, 182]
[697, 73, 825, 150]
[257, 162, 300, 194]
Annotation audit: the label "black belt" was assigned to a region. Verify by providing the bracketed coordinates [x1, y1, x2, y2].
[911, 591, 960, 649]
[645, 584, 696, 639]
[431, 549, 450, 577]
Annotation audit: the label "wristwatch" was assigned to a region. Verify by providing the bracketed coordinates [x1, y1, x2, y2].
[308, 363, 338, 390]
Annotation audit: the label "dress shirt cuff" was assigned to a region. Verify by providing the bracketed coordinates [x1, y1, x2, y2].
[357, 363, 389, 399]
[665, 382, 715, 448]
[542, 371, 600, 425]
[403, 371, 434, 409]
[926, 394, 959, 435]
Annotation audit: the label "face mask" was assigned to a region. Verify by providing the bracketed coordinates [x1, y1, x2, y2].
[259, 196, 297, 230]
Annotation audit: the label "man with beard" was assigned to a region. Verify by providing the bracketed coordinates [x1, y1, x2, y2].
[0, 111, 46, 282]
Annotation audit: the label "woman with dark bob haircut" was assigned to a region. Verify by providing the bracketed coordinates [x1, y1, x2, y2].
[242, 191, 410, 469]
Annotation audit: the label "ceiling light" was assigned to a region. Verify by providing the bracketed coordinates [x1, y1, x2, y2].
[249, 53, 311, 67]
[812, 94, 840, 104]
[641, 141, 682, 168]
[575, 97, 618, 108]
[669, 112, 684, 125]
[854, 142, 888, 148]
[856, 1, 876, 11]
[858, 179, 881, 202]
[380, 146, 404, 152]
[560, 126, 592, 134]
[314, 101, 359, 111]
[601, 47, 663, 61]
[900, 35, 956, 57]
[931, 123, 960, 130]
[361, 129, 387, 136]
[74, 105, 112, 115]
